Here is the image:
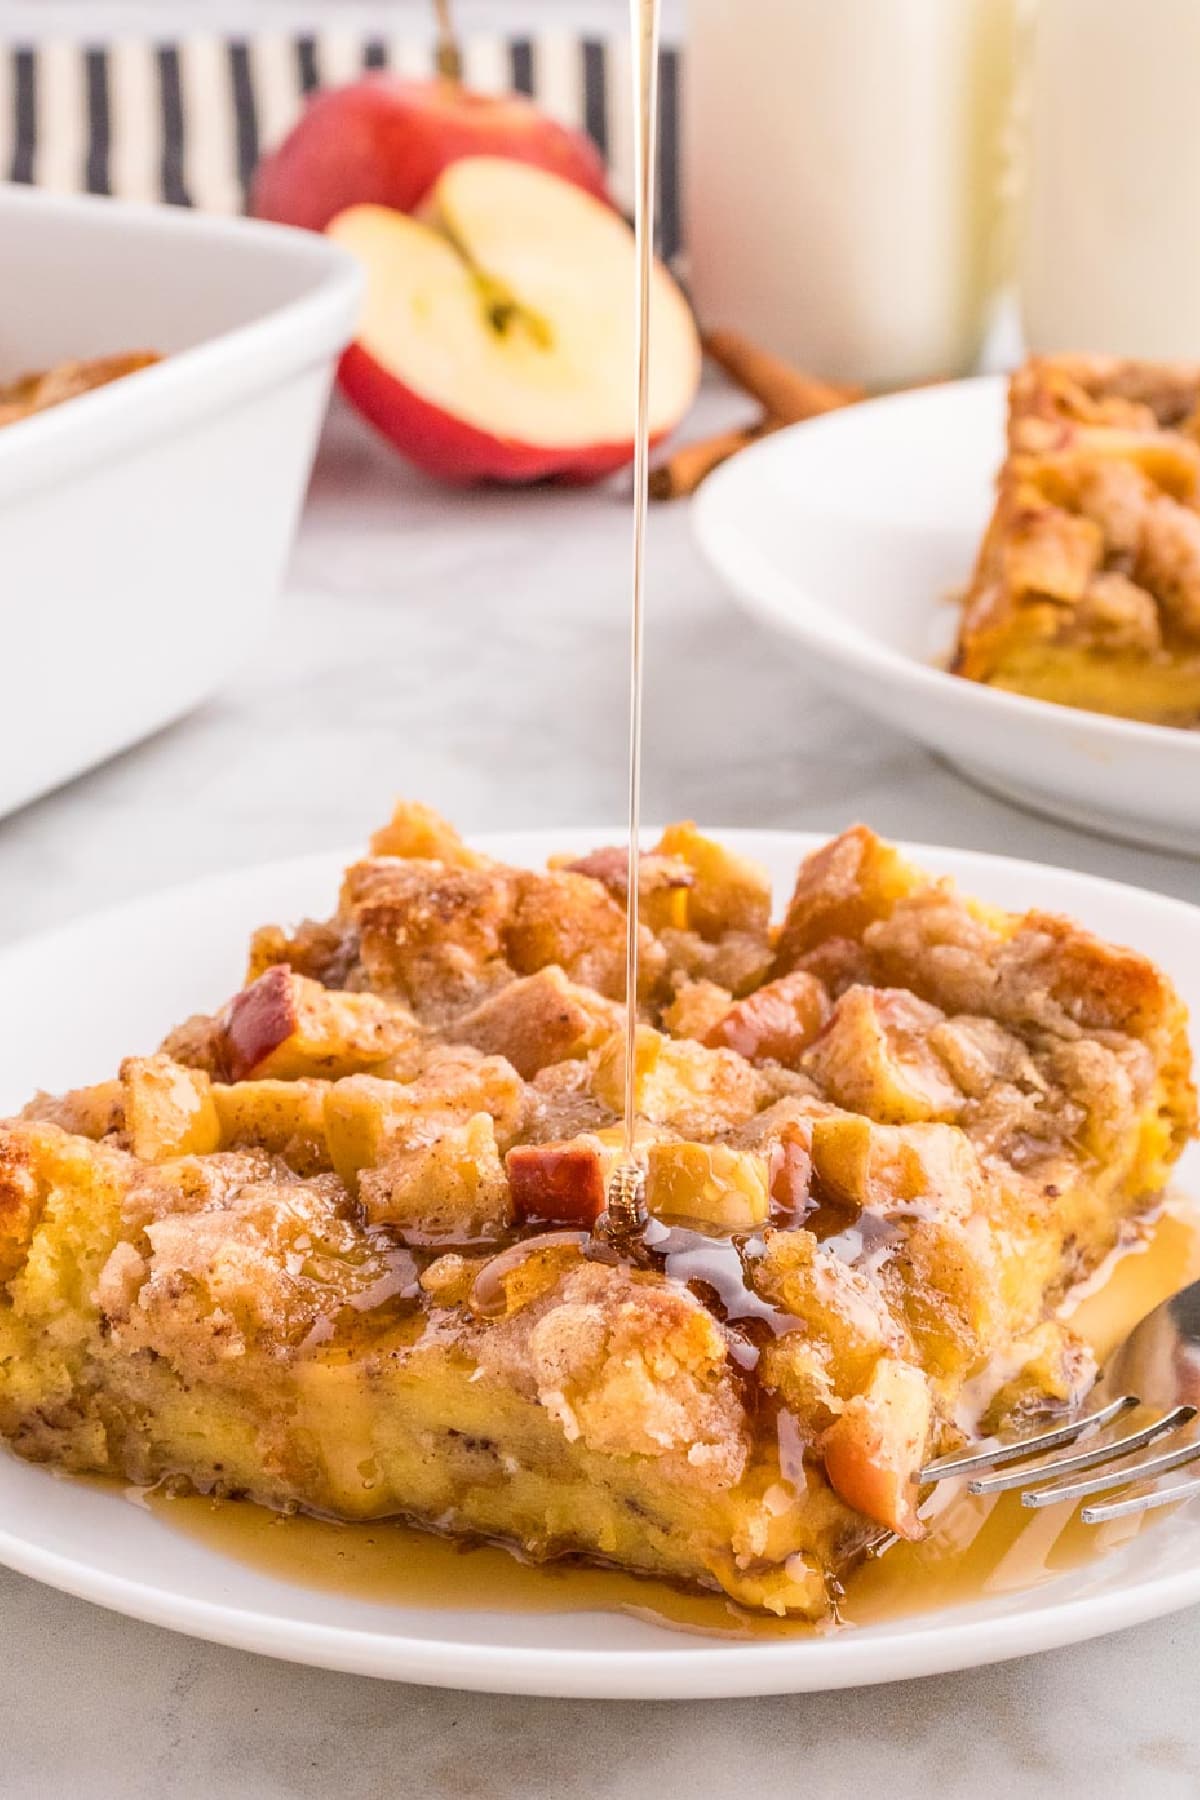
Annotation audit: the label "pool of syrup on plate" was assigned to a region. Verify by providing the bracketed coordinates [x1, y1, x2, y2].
[141, 1198, 1200, 1640]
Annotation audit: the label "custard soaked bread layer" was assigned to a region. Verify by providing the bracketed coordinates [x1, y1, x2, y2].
[1, 805, 1193, 1616]
[954, 355, 1200, 725]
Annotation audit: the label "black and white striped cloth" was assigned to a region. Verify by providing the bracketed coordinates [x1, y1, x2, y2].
[0, 31, 683, 259]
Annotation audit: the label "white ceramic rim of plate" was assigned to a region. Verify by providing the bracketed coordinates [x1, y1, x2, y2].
[1, 827, 1199, 1698]
[692, 376, 1200, 760]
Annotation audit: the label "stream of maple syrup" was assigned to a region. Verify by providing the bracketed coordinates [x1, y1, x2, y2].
[610, 0, 660, 1207]
[143, 1197, 1200, 1639]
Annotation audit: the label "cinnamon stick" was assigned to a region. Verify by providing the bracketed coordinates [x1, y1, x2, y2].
[702, 328, 864, 423]
[649, 419, 779, 501]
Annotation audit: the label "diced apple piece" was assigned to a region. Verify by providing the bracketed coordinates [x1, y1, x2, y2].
[323, 1052, 525, 1194]
[803, 987, 962, 1124]
[731, 1098, 820, 1217]
[557, 847, 694, 934]
[821, 1358, 932, 1538]
[767, 1128, 815, 1216]
[360, 1112, 511, 1236]
[653, 823, 771, 939]
[221, 966, 417, 1082]
[447, 966, 618, 1078]
[705, 969, 830, 1066]
[506, 1142, 606, 1227]
[592, 1026, 763, 1134]
[323, 1076, 423, 1193]
[811, 1114, 985, 1220]
[222, 966, 298, 1079]
[645, 1141, 770, 1230]
[119, 1056, 221, 1163]
[328, 159, 700, 486]
[211, 1079, 331, 1172]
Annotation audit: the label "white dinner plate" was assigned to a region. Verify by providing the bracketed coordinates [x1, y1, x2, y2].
[1, 828, 1199, 1698]
[693, 378, 1200, 856]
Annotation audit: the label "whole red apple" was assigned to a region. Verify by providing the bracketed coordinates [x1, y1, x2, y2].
[251, 75, 610, 231]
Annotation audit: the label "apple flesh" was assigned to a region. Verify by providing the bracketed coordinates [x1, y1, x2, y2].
[507, 1143, 607, 1227]
[329, 157, 702, 484]
[251, 76, 610, 232]
[222, 966, 298, 1082]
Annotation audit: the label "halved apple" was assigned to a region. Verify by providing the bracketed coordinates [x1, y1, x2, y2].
[328, 157, 702, 484]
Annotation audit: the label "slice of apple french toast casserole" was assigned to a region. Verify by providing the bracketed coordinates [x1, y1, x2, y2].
[0, 804, 1193, 1617]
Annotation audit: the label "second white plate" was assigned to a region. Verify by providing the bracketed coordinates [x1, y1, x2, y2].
[1, 830, 1199, 1696]
[693, 378, 1200, 856]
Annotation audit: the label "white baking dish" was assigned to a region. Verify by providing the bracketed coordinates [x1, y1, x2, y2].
[0, 184, 362, 818]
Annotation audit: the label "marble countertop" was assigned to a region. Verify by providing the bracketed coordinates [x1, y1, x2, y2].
[3, 382, 1199, 1797]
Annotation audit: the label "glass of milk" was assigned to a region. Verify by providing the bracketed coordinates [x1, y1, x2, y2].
[683, 0, 1015, 389]
[1020, 0, 1200, 359]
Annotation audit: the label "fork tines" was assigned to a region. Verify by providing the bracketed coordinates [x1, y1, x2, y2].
[920, 1396, 1200, 1522]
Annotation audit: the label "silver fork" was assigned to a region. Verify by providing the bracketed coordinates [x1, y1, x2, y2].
[921, 1276, 1200, 1523]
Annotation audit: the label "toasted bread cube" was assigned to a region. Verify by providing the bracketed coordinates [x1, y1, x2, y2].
[341, 858, 515, 1013]
[657, 928, 775, 1000]
[773, 827, 919, 972]
[752, 1229, 905, 1401]
[157, 1011, 228, 1076]
[820, 1358, 932, 1537]
[654, 823, 771, 939]
[661, 979, 734, 1042]
[119, 1057, 220, 1163]
[645, 1141, 770, 1230]
[705, 969, 830, 1066]
[244, 916, 359, 988]
[507, 869, 666, 1001]
[448, 966, 619, 1079]
[20, 1080, 124, 1141]
[803, 987, 962, 1124]
[401, 1045, 526, 1147]
[211, 1079, 330, 1173]
[222, 966, 417, 1082]
[880, 1216, 1000, 1380]
[507, 1142, 607, 1227]
[0, 1131, 43, 1284]
[359, 1112, 511, 1236]
[367, 799, 490, 868]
